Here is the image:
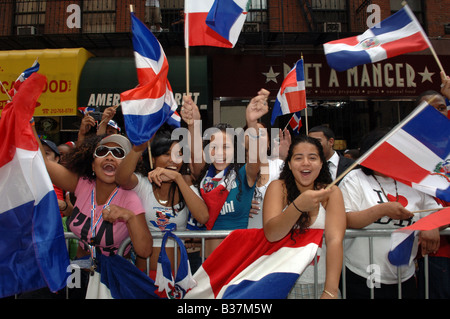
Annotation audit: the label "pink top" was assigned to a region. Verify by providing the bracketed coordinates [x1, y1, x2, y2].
[67, 178, 144, 256]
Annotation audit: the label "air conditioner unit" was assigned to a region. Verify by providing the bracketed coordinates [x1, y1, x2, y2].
[324, 22, 341, 33]
[17, 26, 37, 35]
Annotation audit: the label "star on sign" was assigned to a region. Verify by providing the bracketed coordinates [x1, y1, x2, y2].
[262, 66, 280, 83]
[418, 66, 435, 83]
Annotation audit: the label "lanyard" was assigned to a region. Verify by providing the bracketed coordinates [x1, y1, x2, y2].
[89, 185, 119, 260]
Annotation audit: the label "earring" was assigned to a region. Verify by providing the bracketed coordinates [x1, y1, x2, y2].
[92, 170, 95, 176]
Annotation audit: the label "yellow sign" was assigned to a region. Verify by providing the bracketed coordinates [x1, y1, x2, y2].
[0, 48, 93, 117]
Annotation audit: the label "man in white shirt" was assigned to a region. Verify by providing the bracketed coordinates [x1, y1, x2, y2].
[308, 125, 354, 183]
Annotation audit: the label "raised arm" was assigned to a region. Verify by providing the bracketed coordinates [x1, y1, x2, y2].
[180, 95, 204, 179]
[32, 125, 79, 193]
[245, 89, 269, 186]
[115, 142, 148, 190]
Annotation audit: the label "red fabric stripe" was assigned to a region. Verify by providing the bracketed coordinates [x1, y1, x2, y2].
[0, 73, 47, 167]
[382, 32, 429, 58]
[203, 228, 323, 297]
[187, 13, 232, 48]
[327, 35, 360, 46]
[285, 90, 306, 113]
[404, 207, 450, 231]
[361, 142, 430, 183]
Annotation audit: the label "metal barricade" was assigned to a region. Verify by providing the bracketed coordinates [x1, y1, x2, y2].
[66, 228, 450, 299]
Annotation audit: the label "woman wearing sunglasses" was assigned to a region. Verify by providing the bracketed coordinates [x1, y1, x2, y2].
[115, 125, 209, 279]
[34, 130, 152, 296]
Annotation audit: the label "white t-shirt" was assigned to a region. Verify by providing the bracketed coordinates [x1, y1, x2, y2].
[248, 158, 284, 229]
[339, 169, 441, 284]
[132, 173, 201, 247]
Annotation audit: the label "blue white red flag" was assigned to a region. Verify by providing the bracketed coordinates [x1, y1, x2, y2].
[185, 0, 248, 48]
[77, 106, 96, 115]
[120, 12, 178, 146]
[185, 228, 323, 299]
[0, 73, 70, 298]
[271, 59, 307, 125]
[358, 101, 450, 202]
[288, 111, 302, 134]
[388, 207, 450, 266]
[86, 232, 194, 299]
[154, 232, 196, 298]
[323, 4, 431, 72]
[8, 59, 40, 98]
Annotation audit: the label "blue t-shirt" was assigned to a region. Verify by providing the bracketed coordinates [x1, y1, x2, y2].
[212, 165, 255, 230]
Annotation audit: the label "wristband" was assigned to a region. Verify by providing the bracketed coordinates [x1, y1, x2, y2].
[292, 201, 308, 214]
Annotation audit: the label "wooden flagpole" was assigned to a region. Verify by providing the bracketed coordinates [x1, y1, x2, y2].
[402, 1, 446, 77]
[302, 54, 309, 135]
[325, 95, 438, 189]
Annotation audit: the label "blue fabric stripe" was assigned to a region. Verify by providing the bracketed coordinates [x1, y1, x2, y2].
[325, 50, 372, 72]
[0, 191, 69, 298]
[295, 59, 304, 82]
[131, 12, 161, 61]
[222, 272, 300, 299]
[388, 232, 416, 266]
[372, 7, 412, 36]
[124, 103, 173, 146]
[402, 105, 450, 159]
[206, 0, 242, 40]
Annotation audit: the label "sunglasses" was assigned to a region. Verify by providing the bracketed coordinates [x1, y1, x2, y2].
[94, 146, 126, 159]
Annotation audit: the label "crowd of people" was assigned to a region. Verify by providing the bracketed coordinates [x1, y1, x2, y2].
[20, 72, 450, 300]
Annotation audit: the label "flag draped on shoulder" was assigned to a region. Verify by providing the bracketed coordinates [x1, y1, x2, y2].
[323, 4, 431, 72]
[358, 101, 450, 202]
[0, 72, 70, 298]
[271, 59, 307, 126]
[185, 0, 248, 48]
[120, 12, 178, 146]
[185, 228, 323, 299]
[8, 59, 40, 98]
[388, 207, 450, 266]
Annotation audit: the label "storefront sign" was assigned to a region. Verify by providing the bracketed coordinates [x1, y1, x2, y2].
[213, 53, 450, 99]
[0, 48, 93, 116]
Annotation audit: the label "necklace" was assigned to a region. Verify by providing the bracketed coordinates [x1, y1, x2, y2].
[373, 175, 399, 202]
[154, 187, 168, 205]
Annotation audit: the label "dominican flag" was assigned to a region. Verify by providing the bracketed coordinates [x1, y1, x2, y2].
[120, 12, 178, 146]
[77, 106, 96, 115]
[388, 207, 450, 266]
[288, 111, 302, 134]
[271, 59, 307, 125]
[0, 73, 70, 298]
[86, 232, 194, 299]
[185, 228, 323, 299]
[185, 0, 248, 48]
[8, 59, 40, 99]
[357, 101, 450, 202]
[154, 232, 196, 298]
[323, 4, 431, 72]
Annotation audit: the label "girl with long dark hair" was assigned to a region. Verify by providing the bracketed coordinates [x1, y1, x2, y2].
[263, 135, 346, 298]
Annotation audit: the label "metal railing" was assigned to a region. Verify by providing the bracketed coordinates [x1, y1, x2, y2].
[65, 227, 450, 299]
